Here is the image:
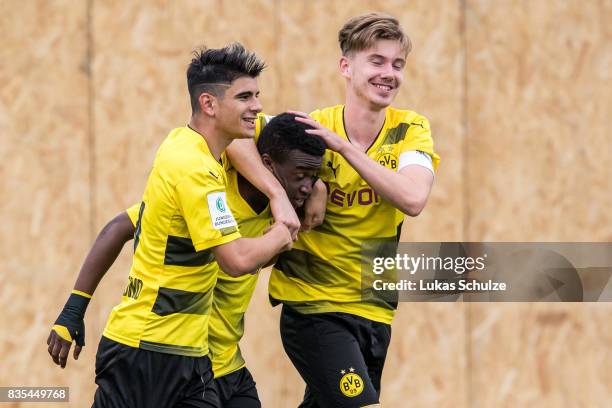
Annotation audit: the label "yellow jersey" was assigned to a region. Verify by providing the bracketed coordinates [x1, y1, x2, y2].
[126, 168, 271, 375]
[104, 126, 240, 357]
[264, 105, 440, 324]
[207, 169, 272, 377]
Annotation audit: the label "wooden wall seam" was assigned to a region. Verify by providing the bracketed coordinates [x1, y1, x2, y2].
[460, 1, 473, 407]
[87, 0, 96, 242]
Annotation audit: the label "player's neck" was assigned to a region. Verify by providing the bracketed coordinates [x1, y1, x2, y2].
[344, 95, 387, 151]
[188, 116, 232, 161]
[237, 172, 269, 214]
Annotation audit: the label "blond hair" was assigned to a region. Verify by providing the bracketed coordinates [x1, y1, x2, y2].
[338, 12, 412, 56]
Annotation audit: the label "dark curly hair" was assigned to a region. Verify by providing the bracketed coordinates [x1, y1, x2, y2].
[257, 113, 326, 163]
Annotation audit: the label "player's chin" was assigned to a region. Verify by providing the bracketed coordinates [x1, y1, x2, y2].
[237, 126, 256, 139]
[291, 198, 305, 209]
[369, 93, 394, 109]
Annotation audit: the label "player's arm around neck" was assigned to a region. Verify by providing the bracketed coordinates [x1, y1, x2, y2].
[226, 139, 300, 238]
[212, 221, 292, 277]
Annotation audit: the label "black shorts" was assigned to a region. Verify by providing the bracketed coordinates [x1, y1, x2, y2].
[92, 336, 218, 408]
[280, 305, 391, 408]
[211, 367, 260, 408]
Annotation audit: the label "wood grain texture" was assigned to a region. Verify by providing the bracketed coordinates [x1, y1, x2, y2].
[465, 0, 612, 241]
[469, 303, 612, 407]
[0, 1, 91, 406]
[465, 2, 612, 406]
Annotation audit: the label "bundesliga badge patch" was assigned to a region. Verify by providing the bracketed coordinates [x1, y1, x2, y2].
[207, 191, 237, 230]
[339, 367, 364, 397]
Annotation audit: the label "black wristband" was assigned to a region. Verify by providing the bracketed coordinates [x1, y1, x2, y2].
[54, 292, 91, 345]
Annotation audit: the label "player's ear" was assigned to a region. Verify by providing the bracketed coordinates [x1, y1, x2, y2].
[261, 153, 274, 172]
[339, 56, 351, 79]
[198, 92, 216, 117]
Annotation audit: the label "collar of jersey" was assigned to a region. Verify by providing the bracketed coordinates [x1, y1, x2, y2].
[183, 125, 225, 170]
[337, 105, 389, 154]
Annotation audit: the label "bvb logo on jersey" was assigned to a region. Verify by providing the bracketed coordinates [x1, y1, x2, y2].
[339, 372, 364, 397]
[375, 146, 398, 170]
[216, 197, 226, 213]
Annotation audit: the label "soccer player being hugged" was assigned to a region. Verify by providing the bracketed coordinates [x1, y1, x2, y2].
[228, 13, 441, 408]
[47, 44, 296, 408]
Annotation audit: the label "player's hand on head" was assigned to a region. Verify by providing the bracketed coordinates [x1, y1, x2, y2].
[289, 111, 347, 153]
[269, 192, 300, 240]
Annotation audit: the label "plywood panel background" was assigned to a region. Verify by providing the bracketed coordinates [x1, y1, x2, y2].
[465, 0, 611, 242]
[465, 1, 612, 406]
[0, 0, 609, 407]
[0, 0, 93, 406]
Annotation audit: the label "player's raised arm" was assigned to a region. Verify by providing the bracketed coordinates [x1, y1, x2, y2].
[47, 210, 135, 368]
[227, 138, 300, 238]
[295, 113, 435, 216]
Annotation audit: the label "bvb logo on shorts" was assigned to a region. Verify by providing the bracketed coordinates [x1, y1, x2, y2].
[339, 369, 364, 397]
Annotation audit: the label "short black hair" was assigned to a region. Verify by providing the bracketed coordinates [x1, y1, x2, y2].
[257, 113, 326, 164]
[187, 42, 265, 114]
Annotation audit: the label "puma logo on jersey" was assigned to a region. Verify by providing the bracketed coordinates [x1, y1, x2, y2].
[327, 161, 339, 178]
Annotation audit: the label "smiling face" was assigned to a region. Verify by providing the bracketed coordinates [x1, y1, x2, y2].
[214, 76, 262, 139]
[341, 39, 406, 109]
[264, 149, 322, 209]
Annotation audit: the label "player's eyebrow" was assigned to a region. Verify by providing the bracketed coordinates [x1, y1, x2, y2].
[368, 54, 385, 61]
[368, 54, 405, 65]
[295, 163, 322, 170]
[234, 90, 258, 98]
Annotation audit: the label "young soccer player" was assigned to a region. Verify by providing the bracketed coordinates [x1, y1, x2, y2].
[228, 13, 441, 408]
[48, 113, 325, 407]
[47, 43, 294, 408]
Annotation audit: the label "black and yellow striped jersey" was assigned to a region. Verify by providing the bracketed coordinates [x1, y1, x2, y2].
[207, 169, 271, 377]
[261, 105, 440, 324]
[104, 126, 241, 357]
[126, 167, 270, 376]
